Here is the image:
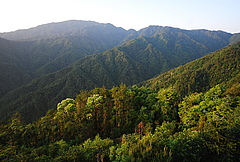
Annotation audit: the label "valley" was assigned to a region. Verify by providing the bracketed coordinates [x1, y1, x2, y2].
[0, 20, 239, 161]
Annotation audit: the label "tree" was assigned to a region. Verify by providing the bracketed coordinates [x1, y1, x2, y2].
[178, 84, 240, 160]
[155, 87, 179, 122]
[81, 134, 113, 162]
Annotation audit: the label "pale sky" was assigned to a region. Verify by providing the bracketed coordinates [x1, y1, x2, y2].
[0, 0, 239, 33]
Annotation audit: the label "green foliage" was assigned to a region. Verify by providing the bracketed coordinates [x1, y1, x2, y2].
[0, 82, 240, 161]
[155, 87, 179, 122]
[146, 42, 240, 98]
[1, 23, 240, 161]
[81, 134, 114, 161]
[109, 122, 176, 162]
[169, 130, 209, 161]
[0, 21, 131, 122]
[0, 26, 233, 122]
[56, 98, 76, 113]
[178, 84, 240, 161]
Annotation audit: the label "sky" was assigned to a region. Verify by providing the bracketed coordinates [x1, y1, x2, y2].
[0, 0, 239, 33]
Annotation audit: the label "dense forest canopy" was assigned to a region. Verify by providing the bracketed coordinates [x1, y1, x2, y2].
[0, 20, 240, 161]
[0, 21, 236, 122]
[0, 40, 240, 162]
[0, 82, 239, 161]
[145, 42, 240, 96]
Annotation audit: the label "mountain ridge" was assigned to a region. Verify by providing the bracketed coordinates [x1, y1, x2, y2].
[144, 42, 240, 97]
[0, 21, 134, 97]
[0, 20, 131, 41]
[0, 21, 235, 122]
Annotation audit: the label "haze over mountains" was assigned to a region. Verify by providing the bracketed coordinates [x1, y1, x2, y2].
[0, 20, 239, 122]
[0, 21, 132, 96]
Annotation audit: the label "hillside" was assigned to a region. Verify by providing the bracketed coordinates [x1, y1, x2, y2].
[0, 21, 132, 97]
[229, 33, 240, 45]
[0, 43, 239, 160]
[0, 38, 32, 97]
[124, 26, 232, 50]
[0, 26, 234, 122]
[0, 21, 240, 161]
[145, 42, 240, 97]
[0, 20, 131, 41]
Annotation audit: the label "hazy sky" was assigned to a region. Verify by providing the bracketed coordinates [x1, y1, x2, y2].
[0, 0, 239, 33]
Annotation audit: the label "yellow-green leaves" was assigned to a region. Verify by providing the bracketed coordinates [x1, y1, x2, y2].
[57, 98, 76, 113]
[86, 94, 103, 109]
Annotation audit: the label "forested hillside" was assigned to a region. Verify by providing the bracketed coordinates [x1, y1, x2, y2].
[0, 38, 32, 97]
[0, 25, 234, 122]
[0, 21, 132, 97]
[0, 42, 239, 161]
[124, 26, 232, 52]
[145, 42, 240, 97]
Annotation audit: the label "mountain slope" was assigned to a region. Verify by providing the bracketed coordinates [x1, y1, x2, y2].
[145, 42, 240, 97]
[0, 21, 133, 97]
[0, 38, 33, 96]
[0, 27, 234, 122]
[124, 26, 231, 50]
[0, 20, 131, 41]
[0, 21, 132, 76]
[230, 33, 240, 45]
[25, 30, 130, 77]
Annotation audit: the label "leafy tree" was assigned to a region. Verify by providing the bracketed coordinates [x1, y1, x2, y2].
[179, 84, 240, 160]
[155, 87, 179, 122]
[81, 134, 114, 162]
[110, 122, 175, 162]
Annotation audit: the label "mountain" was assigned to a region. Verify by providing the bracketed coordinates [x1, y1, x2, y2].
[0, 38, 32, 97]
[0, 25, 234, 122]
[0, 20, 132, 41]
[0, 21, 132, 76]
[1, 21, 240, 161]
[0, 21, 133, 97]
[230, 33, 240, 45]
[123, 26, 232, 49]
[144, 42, 240, 97]
[0, 20, 96, 41]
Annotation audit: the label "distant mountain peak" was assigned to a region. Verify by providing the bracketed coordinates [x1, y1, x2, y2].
[0, 20, 238, 122]
[0, 20, 124, 41]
